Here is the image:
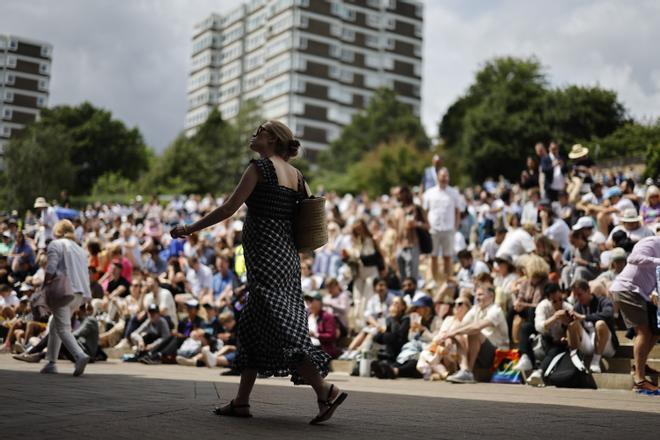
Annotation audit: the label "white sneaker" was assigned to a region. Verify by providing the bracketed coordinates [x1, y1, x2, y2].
[347, 350, 359, 360]
[446, 369, 476, 384]
[526, 369, 544, 387]
[515, 354, 533, 372]
[176, 356, 197, 367]
[40, 362, 58, 374]
[113, 339, 131, 350]
[73, 355, 90, 377]
[590, 362, 602, 374]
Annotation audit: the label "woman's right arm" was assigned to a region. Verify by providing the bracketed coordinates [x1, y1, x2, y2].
[174, 164, 259, 237]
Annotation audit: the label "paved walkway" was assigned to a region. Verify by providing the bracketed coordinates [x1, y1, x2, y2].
[1, 354, 657, 440]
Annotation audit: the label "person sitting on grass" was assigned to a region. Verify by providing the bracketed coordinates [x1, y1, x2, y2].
[439, 285, 509, 384]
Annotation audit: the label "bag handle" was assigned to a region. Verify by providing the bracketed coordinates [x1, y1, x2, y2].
[297, 170, 309, 198]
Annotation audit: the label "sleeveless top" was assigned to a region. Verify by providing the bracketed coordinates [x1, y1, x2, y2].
[245, 158, 305, 220]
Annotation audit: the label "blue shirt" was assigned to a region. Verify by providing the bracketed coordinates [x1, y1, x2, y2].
[212, 270, 237, 299]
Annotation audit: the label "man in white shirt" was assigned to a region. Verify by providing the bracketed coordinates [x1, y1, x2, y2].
[496, 224, 537, 261]
[540, 201, 570, 250]
[607, 209, 654, 246]
[480, 227, 507, 264]
[185, 256, 213, 300]
[456, 250, 490, 290]
[439, 286, 509, 384]
[34, 197, 59, 249]
[423, 167, 461, 280]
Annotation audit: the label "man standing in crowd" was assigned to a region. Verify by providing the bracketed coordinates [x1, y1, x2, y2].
[609, 236, 660, 394]
[423, 167, 461, 281]
[420, 154, 443, 192]
[33, 197, 59, 249]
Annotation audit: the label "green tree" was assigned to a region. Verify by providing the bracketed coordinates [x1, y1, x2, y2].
[38, 102, 152, 195]
[591, 120, 660, 177]
[2, 125, 75, 211]
[438, 56, 629, 183]
[141, 102, 261, 195]
[320, 88, 429, 173]
[317, 138, 431, 196]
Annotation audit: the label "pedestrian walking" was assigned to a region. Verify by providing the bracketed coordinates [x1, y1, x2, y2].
[171, 120, 347, 424]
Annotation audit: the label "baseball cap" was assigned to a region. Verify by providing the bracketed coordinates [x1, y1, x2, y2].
[304, 291, 323, 301]
[572, 216, 594, 231]
[411, 296, 434, 309]
[604, 187, 622, 199]
[147, 304, 160, 313]
[185, 298, 200, 308]
[609, 247, 627, 262]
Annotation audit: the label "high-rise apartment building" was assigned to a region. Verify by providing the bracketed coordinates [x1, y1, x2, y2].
[185, 0, 423, 160]
[0, 35, 52, 154]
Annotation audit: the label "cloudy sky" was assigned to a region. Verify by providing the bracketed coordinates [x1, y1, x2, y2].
[2, 0, 658, 152]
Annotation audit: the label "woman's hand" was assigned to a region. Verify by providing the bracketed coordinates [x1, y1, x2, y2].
[170, 225, 191, 239]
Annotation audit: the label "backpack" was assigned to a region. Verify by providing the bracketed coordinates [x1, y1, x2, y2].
[543, 349, 597, 389]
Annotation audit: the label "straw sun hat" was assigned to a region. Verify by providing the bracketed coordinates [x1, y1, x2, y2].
[568, 144, 589, 160]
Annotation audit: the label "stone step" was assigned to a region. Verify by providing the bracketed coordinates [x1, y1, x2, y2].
[605, 357, 660, 374]
[592, 372, 634, 390]
[615, 344, 660, 359]
[331, 359, 354, 374]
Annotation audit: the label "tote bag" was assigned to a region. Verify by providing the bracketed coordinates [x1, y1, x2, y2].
[293, 173, 328, 253]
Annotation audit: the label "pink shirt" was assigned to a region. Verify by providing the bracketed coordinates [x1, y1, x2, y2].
[610, 236, 660, 301]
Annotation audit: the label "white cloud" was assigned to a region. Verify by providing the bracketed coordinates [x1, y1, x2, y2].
[1, 0, 658, 151]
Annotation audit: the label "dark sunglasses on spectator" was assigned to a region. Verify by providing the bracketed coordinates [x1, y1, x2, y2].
[252, 125, 270, 138]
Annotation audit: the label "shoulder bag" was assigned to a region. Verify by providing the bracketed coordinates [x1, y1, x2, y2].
[293, 172, 328, 253]
[44, 240, 75, 309]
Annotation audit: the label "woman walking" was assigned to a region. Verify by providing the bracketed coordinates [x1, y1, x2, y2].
[171, 120, 347, 424]
[41, 219, 92, 376]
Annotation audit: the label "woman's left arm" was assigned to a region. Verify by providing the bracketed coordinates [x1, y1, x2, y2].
[174, 164, 259, 237]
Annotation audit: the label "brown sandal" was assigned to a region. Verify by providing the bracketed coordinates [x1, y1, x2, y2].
[213, 400, 253, 418]
[309, 384, 348, 425]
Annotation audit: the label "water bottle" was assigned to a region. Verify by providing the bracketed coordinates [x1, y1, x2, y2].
[359, 349, 371, 377]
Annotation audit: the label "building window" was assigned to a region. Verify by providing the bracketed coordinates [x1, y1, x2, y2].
[5, 91, 14, 102]
[7, 56, 16, 68]
[40, 63, 49, 74]
[414, 44, 422, 57]
[415, 3, 424, 17]
[385, 38, 396, 50]
[329, 45, 341, 58]
[330, 24, 341, 37]
[415, 24, 423, 38]
[341, 49, 354, 62]
[329, 65, 340, 79]
[366, 14, 380, 28]
[298, 15, 309, 28]
[39, 79, 48, 90]
[296, 0, 309, 6]
[341, 28, 355, 41]
[41, 46, 51, 57]
[6, 73, 15, 85]
[9, 39, 18, 50]
[365, 34, 380, 48]
[413, 84, 420, 97]
[366, 0, 380, 7]
[385, 17, 396, 30]
[37, 96, 46, 107]
[2, 126, 10, 136]
[3, 108, 12, 119]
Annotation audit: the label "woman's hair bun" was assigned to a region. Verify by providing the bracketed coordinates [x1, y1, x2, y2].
[287, 139, 301, 158]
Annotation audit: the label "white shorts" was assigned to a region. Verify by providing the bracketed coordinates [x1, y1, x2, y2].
[578, 325, 616, 358]
[431, 230, 454, 257]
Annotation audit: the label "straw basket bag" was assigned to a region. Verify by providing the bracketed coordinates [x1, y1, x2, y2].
[293, 175, 328, 252]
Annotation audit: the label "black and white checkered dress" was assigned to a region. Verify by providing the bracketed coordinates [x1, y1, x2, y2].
[235, 157, 330, 384]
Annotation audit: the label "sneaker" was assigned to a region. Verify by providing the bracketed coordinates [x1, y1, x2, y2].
[633, 380, 660, 396]
[13, 343, 25, 354]
[176, 355, 197, 367]
[515, 354, 533, 372]
[526, 369, 545, 387]
[73, 355, 90, 377]
[347, 350, 360, 360]
[113, 339, 131, 350]
[40, 362, 58, 374]
[13, 352, 43, 363]
[590, 362, 602, 374]
[446, 369, 476, 384]
[338, 351, 350, 360]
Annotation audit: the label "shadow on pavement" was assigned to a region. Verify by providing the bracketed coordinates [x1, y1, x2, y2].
[1, 369, 656, 440]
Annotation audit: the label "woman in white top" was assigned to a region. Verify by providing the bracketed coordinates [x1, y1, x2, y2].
[41, 220, 92, 376]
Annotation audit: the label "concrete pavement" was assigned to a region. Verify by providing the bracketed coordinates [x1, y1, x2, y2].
[0, 354, 657, 440]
